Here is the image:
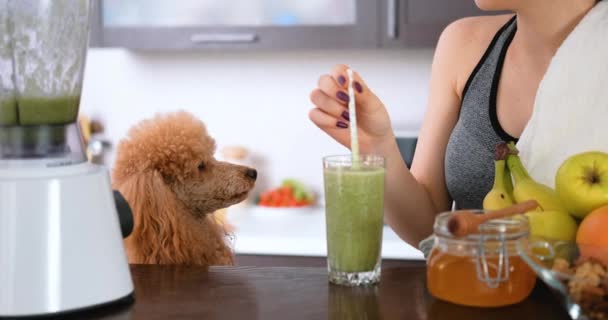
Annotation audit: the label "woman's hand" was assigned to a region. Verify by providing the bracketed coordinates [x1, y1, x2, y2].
[309, 64, 394, 153]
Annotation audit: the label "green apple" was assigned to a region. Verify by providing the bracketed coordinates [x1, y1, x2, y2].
[526, 210, 578, 242]
[555, 151, 608, 219]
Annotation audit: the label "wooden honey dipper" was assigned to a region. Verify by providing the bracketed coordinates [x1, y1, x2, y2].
[447, 200, 539, 237]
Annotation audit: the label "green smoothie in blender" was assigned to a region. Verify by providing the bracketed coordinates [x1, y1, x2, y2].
[0, 98, 17, 126]
[18, 96, 80, 125]
[0, 96, 79, 126]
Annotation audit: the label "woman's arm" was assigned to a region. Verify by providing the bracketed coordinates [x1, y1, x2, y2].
[380, 21, 469, 244]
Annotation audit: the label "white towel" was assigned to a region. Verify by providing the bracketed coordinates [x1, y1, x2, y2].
[517, 1, 608, 188]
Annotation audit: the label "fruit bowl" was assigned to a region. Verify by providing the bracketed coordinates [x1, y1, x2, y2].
[252, 203, 316, 211]
[255, 179, 316, 208]
[518, 240, 608, 320]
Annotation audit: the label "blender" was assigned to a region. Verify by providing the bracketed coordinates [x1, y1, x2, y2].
[0, 0, 134, 317]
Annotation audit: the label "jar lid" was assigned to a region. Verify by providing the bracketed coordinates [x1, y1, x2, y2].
[434, 210, 529, 241]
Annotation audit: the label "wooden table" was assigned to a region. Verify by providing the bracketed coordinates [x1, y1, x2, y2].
[66, 262, 571, 320]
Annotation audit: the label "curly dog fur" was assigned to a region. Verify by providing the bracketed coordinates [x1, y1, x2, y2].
[112, 111, 257, 266]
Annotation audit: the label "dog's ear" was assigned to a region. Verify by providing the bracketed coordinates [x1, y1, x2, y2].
[116, 170, 190, 264]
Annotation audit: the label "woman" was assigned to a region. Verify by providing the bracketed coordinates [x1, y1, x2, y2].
[309, 0, 601, 246]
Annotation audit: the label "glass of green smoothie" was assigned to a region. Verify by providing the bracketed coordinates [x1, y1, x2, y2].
[323, 154, 385, 286]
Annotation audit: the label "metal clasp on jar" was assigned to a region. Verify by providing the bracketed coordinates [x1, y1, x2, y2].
[475, 233, 510, 288]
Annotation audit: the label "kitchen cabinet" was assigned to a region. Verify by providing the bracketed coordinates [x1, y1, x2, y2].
[90, 0, 377, 50]
[90, 0, 509, 50]
[380, 0, 496, 48]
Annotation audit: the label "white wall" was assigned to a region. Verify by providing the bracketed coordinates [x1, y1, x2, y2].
[80, 48, 433, 198]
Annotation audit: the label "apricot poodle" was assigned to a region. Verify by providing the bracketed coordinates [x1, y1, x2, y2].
[112, 111, 257, 266]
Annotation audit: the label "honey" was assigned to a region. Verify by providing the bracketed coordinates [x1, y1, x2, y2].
[427, 249, 536, 307]
[426, 210, 536, 307]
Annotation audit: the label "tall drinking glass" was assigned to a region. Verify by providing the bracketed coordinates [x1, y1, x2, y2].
[323, 154, 385, 286]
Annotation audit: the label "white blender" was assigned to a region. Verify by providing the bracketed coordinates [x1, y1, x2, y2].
[0, 0, 134, 317]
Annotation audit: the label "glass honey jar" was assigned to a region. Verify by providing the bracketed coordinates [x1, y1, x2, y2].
[426, 211, 537, 307]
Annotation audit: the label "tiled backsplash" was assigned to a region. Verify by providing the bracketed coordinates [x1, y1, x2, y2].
[80, 48, 433, 197]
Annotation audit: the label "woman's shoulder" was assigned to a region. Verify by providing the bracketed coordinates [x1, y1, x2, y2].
[435, 14, 515, 98]
[442, 14, 514, 39]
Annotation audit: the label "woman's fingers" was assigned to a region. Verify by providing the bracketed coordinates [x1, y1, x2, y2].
[330, 64, 365, 93]
[317, 74, 351, 105]
[309, 89, 351, 122]
[329, 64, 381, 114]
[309, 64, 392, 150]
[308, 108, 351, 148]
[308, 108, 349, 129]
[330, 64, 350, 88]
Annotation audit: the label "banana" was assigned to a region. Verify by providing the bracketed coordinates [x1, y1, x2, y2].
[483, 159, 515, 210]
[506, 143, 567, 212]
[483, 143, 515, 210]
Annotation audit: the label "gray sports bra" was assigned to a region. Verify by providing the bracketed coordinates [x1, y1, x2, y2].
[444, 17, 518, 209]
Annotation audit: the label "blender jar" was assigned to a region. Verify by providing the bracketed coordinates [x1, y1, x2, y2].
[0, 0, 91, 161]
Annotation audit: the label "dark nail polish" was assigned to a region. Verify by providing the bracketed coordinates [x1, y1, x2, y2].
[336, 91, 350, 103]
[336, 121, 348, 129]
[337, 75, 346, 86]
[341, 110, 350, 121]
[354, 81, 363, 93]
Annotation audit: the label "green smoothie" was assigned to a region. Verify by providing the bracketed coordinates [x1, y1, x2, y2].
[324, 166, 385, 273]
[0, 98, 18, 126]
[0, 96, 79, 126]
[17, 96, 80, 126]
[0, 96, 77, 156]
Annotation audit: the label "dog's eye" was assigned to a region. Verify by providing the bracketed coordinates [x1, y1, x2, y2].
[198, 162, 206, 171]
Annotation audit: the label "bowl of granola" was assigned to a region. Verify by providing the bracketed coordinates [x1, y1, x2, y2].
[518, 240, 608, 320]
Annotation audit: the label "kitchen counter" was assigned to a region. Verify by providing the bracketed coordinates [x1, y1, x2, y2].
[62, 264, 571, 320]
[226, 205, 425, 260]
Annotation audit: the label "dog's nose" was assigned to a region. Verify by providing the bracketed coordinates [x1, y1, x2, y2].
[245, 169, 257, 180]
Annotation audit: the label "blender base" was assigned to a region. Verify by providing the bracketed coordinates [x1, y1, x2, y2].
[0, 163, 134, 317]
[0, 292, 134, 319]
